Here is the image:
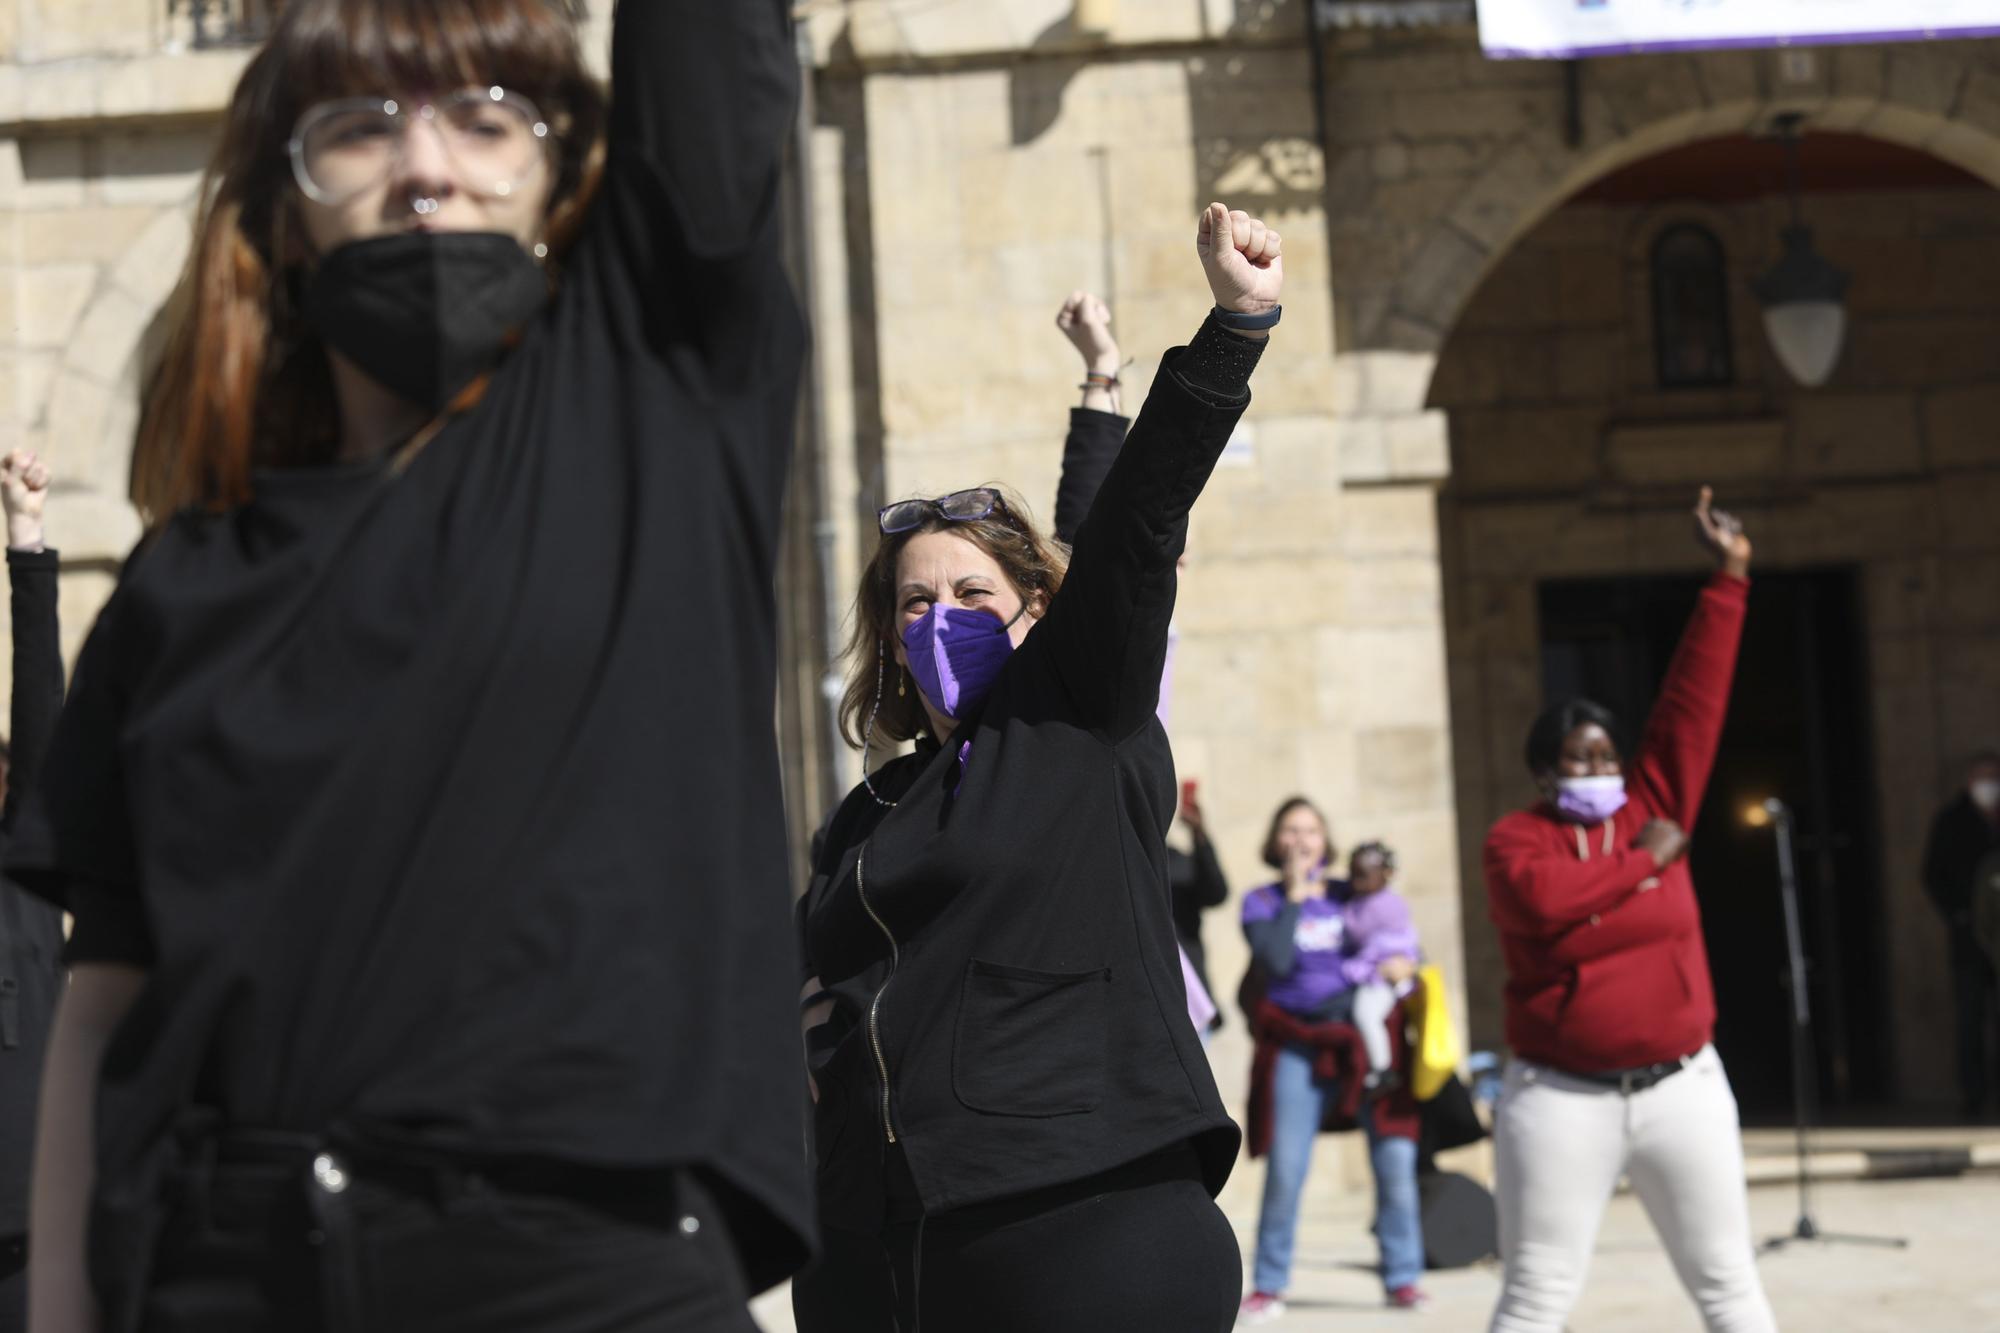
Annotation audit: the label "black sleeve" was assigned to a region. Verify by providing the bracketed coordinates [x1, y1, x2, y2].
[589, 0, 798, 380]
[7, 585, 152, 966]
[1244, 903, 1301, 979]
[4, 548, 64, 832]
[1923, 806, 1970, 919]
[1186, 833, 1230, 911]
[1052, 408, 1129, 545]
[1027, 317, 1263, 742]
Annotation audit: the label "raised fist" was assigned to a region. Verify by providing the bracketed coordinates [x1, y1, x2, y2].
[2, 449, 51, 552]
[1056, 291, 1120, 375]
[1196, 202, 1283, 318]
[1692, 486, 1752, 577]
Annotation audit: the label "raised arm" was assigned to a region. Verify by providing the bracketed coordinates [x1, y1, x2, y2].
[4, 451, 63, 830]
[1052, 292, 1128, 544]
[1030, 205, 1282, 741]
[1628, 489, 1751, 831]
[608, 0, 797, 259]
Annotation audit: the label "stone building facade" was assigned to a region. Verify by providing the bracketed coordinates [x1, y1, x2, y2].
[2, 0, 1996, 1163]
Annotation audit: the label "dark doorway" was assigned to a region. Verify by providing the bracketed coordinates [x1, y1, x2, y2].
[1537, 568, 1888, 1119]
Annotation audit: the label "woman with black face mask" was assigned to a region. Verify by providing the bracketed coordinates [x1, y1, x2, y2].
[790, 204, 1279, 1333]
[15, 3, 809, 1331]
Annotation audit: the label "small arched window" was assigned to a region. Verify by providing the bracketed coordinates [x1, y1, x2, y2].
[1651, 224, 1734, 389]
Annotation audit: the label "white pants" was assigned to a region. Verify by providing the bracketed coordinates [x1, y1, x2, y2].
[1352, 980, 1397, 1073]
[1489, 1046, 1777, 1333]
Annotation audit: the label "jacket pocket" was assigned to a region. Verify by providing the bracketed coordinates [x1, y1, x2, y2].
[953, 959, 1110, 1117]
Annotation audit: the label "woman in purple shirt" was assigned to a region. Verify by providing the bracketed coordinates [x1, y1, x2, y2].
[1239, 799, 1428, 1322]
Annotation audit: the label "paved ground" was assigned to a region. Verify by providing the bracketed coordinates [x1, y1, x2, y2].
[749, 1170, 2000, 1330]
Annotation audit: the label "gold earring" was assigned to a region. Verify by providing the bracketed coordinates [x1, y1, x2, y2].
[897, 668, 906, 698]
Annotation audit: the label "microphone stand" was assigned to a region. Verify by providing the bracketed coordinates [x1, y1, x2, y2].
[1758, 798, 1906, 1253]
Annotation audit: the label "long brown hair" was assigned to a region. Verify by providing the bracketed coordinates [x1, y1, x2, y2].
[838, 487, 1071, 749]
[132, 0, 607, 521]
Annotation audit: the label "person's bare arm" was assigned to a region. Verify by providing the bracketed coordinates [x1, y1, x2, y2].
[31, 963, 146, 1333]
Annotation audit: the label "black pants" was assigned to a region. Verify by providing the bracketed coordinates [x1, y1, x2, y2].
[1950, 928, 1999, 1113]
[793, 1148, 1240, 1333]
[0, 1233, 24, 1333]
[144, 1143, 758, 1333]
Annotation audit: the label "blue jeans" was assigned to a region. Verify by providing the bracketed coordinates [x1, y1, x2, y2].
[1251, 1043, 1424, 1295]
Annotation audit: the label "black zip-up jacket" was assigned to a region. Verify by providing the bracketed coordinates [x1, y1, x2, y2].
[799, 324, 1253, 1231]
[1, 548, 65, 1239]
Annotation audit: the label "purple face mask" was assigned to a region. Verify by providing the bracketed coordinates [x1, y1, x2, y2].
[1554, 774, 1627, 825]
[902, 603, 1027, 721]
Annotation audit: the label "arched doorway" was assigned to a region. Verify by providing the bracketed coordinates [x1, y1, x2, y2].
[1431, 129, 2000, 1119]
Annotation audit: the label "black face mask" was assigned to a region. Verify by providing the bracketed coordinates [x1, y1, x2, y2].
[305, 231, 548, 414]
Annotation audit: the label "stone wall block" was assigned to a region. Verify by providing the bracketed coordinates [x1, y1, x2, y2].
[1597, 57, 1706, 137]
[16, 137, 86, 210]
[18, 263, 99, 349]
[45, 374, 112, 467]
[61, 287, 149, 385]
[1937, 471, 2000, 552]
[1791, 393, 1922, 478]
[1398, 223, 1489, 336]
[1922, 383, 2000, 470]
[1344, 556, 1443, 628]
[1385, 410, 1450, 481]
[1334, 414, 1387, 483]
[1694, 50, 1764, 109]
[97, 130, 210, 207]
[110, 205, 194, 310]
[1322, 625, 1449, 729]
[1450, 141, 1562, 255]
[21, 206, 156, 265]
[5, 352, 57, 428]
[1339, 486, 1441, 558]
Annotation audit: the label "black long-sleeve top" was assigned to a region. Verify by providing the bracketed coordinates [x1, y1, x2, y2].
[8, 3, 811, 1319]
[797, 319, 1258, 1232]
[0, 548, 66, 1238]
[1051, 404, 1230, 995]
[1924, 794, 2000, 922]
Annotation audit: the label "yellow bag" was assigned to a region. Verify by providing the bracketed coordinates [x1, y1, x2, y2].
[1411, 964, 1461, 1102]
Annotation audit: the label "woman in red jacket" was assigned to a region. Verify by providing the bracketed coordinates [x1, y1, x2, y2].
[1483, 488, 1776, 1333]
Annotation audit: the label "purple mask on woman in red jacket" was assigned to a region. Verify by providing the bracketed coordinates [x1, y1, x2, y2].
[1554, 775, 1628, 825]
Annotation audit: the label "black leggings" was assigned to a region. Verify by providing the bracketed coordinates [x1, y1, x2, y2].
[143, 1144, 757, 1333]
[794, 1148, 1241, 1333]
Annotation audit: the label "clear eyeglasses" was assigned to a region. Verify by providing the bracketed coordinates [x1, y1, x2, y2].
[288, 86, 552, 206]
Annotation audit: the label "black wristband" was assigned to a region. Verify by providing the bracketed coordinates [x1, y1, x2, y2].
[1211, 303, 1281, 331]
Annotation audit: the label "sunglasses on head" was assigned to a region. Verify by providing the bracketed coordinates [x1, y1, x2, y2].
[877, 487, 1004, 535]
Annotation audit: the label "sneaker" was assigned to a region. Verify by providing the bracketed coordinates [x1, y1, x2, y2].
[1386, 1284, 1430, 1310]
[1237, 1291, 1287, 1324]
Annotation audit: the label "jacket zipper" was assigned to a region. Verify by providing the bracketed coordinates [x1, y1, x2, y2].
[855, 846, 900, 1144]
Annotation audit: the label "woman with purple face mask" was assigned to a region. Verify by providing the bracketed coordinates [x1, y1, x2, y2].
[791, 204, 1283, 1333]
[1482, 488, 1776, 1333]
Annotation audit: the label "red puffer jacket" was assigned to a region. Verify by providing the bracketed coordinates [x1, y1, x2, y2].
[1483, 573, 1748, 1072]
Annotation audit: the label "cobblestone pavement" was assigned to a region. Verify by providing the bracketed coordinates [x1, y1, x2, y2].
[750, 1173, 2000, 1331]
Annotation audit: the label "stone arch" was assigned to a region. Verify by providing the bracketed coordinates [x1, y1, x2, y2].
[1321, 41, 2000, 482]
[1385, 45, 2000, 356]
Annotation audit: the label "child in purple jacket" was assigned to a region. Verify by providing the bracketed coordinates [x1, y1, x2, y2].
[1344, 842, 1421, 1089]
